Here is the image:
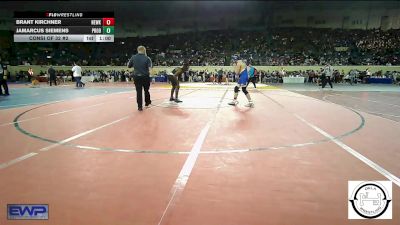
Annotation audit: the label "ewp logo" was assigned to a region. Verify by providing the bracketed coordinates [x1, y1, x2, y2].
[7, 204, 49, 220]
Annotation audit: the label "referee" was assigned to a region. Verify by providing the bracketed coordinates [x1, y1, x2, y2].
[128, 45, 152, 111]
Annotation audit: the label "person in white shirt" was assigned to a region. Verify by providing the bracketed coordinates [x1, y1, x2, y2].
[349, 69, 358, 85]
[280, 68, 286, 77]
[188, 69, 193, 83]
[72, 62, 85, 88]
[322, 64, 333, 89]
[366, 68, 371, 77]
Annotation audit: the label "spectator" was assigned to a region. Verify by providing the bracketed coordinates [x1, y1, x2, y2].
[322, 64, 333, 89]
[72, 62, 85, 88]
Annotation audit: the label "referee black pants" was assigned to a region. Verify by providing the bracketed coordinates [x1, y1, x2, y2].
[134, 76, 151, 109]
[322, 76, 333, 88]
[49, 76, 57, 86]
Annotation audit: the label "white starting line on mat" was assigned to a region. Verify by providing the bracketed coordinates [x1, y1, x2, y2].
[0, 90, 133, 109]
[331, 93, 400, 108]
[0, 114, 131, 170]
[0, 152, 39, 169]
[0, 91, 136, 127]
[294, 113, 400, 187]
[262, 91, 400, 187]
[48, 103, 105, 116]
[157, 88, 229, 225]
[0, 103, 106, 127]
[39, 115, 131, 152]
[0, 92, 131, 169]
[157, 121, 212, 225]
[0, 89, 185, 169]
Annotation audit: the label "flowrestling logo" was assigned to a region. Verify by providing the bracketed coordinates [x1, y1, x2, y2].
[7, 204, 49, 220]
[348, 181, 392, 219]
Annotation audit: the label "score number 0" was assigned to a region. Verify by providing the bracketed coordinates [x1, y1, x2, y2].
[102, 18, 115, 26]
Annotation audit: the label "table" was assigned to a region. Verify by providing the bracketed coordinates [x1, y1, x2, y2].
[283, 77, 305, 84]
[366, 78, 392, 84]
[81, 76, 95, 83]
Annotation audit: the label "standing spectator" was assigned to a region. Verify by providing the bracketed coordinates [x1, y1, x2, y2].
[322, 64, 333, 89]
[340, 70, 345, 83]
[315, 69, 322, 86]
[280, 68, 286, 77]
[48, 65, 57, 86]
[72, 62, 85, 88]
[333, 70, 340, 83]
[309, 70, 315, 83]
[188, 70, 193, 83]
[394, 71, 400, 85]
[0, 59, 9, 96]
[211, 72, 216, 84]
[349, 69, 358, 85]
[216, 68, 223, 84]
[60, 70, 67, 83]
[128, 45, 152, 111]
[25, 70, 31, 82]
[224, 70, 230, 85]
[203, 70, 208, 83]
[366, 68, 371, 77]
[365, 68, 371, 83]
[100, 71, 107, 82]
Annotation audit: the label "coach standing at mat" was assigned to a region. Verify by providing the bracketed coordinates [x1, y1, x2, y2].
[128, 45, 153, 111]
[48, 65, 57, 86]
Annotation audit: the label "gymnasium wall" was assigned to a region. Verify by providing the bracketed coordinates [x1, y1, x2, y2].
[8, 65, 400, 76]
[1, 1, 399, 36]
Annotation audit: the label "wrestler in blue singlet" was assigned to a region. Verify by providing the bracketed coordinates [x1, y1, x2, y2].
[228, 58, 254, 107]
[237, 68, 249, 87]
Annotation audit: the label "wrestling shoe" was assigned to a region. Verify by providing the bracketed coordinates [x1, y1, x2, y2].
[244, 102, 254, 108]
[169, 97, 175, 101]
[174, 99, 183, 103]
[228, 100, 239, 106]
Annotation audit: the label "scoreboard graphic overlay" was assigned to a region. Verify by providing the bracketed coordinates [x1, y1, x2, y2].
[14, 12, 114, 42]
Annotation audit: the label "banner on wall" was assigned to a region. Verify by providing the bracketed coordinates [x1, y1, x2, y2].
[334, 47, 349, 52]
